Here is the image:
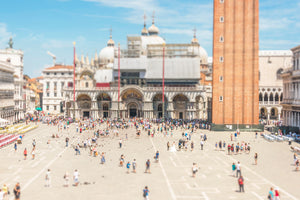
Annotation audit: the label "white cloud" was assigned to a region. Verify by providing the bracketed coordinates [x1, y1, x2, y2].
[0, 23, 12, 48]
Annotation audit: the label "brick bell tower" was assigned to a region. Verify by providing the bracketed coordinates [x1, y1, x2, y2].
[212, 0, 259, 130]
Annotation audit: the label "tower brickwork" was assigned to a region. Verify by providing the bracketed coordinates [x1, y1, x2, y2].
[212, 0, 259, 126]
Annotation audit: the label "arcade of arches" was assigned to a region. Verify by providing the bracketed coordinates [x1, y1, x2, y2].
[259, 88, 283, 120]
[65, 87, 211, 120]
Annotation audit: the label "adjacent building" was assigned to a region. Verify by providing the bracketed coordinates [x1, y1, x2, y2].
[259, 50, 293, 122]
[0, 61, 15, 122]
[282, 45, 300, 128]
[212, 0, 259, 130]
[0, 39, 25, 121]
[41, 65, 73, 114]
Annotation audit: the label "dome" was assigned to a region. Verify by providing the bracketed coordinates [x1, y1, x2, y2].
[141, 35, 165, 49]
[99, 46, 115, 63]
[141, 27, 148, 36]
[107, 39, 115, 46]
[188, 45, 208, 64]
[148, 24, 159, 35]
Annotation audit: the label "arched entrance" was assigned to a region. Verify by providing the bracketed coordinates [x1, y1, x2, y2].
[260, 107, 267, 119]
[270, 107, 278, 120]
[152, 93, 168, 119]
[77, 94, 92, 118]
[121, 88, 143, 118]
[96, 93, 111, 118]
[173, 94, 189, 119]
[128, 102, 138, 118]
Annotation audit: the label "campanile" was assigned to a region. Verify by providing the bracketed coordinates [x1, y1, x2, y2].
[212, 0, 259, 127]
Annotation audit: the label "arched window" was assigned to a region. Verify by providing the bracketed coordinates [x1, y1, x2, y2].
[280, 93, 283, 101]
[259, 93, 263, 101]
[85, 82, 89, 88]
[264, 93, 268, 102]
[275, 93, 279, 101]
[269, 93, 273, 101]
[276, 68, 283, 80]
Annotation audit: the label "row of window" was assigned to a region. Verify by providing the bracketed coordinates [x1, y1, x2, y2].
[46, 92, 64, 97]
[46, 105, 56, 111]
[46, 72, 72, 76]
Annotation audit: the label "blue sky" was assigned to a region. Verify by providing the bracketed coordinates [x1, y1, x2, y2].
[0, 0, 299, 77]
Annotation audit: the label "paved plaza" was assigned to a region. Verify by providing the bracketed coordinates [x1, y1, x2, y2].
[0, 122, 299, 200]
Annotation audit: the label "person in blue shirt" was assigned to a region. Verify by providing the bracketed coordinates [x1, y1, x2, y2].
[126, 162, 131, 173]
[143, 186, 149, 200]
[154, 151, 159, 162]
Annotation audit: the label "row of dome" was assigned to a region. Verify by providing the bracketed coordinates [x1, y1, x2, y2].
[76, 19, 208, 65]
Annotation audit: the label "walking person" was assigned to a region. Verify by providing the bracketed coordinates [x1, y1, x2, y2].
[132, 159, 137, 173]
[126, 162, 131, 173]
[119, 139, 122, 148]
[154, 151, 159, 162]
[65, 137, 69, 147]
[73, 169, 79, 186]
[200, 140, 204, 150]
[238, 176, 244, 192]
[100, 152, 106, 164]
[167, 141, 170, 151]
[192, 163, 198, 178]
[274, 188, 280, 200]
[254, 153, 258, 165]
[45, 169, 51, 187]
[0, 188, 4, 200]
[145, 159, 151, 173]
[295, 159, 299, 171]
[236, 161, 241, 177]
[191, 141, 194, 151]
[31, 148, 35, 160]
[63, 172, 69, 187]
[14, 143, 17, 152]
[232, 162, 236, 177]
[143, 186, 150, 200]
[23, 148, 27, 160]
[268, 187, 274, 200]
[13, 183, 20, 200]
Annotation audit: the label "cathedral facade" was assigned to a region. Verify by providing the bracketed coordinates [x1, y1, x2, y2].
[63, 18, 212, 120]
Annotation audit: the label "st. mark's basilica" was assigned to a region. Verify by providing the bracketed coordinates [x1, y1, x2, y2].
[61, 17, 212, 120]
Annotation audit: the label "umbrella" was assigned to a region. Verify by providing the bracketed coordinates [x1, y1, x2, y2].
[35, 107, 42, 111]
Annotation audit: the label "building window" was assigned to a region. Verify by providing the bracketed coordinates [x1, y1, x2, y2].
[220, 0, 224, 3]
[54, 105, 56, 110]
[85, 82, 89, 88]
[220, 56, 224, 62]
[46, 106, 49, 110]
[46, 82, 50, 89]
[61, 92, 63, 97]
[69, 72, 72, 75]
[61, 73, 64, 75]
[54, 93, 57, 97]
[47, 93, 49, 97]
[276, 68, 283, 80]
[54, 72, 57, 75]
[220, 36, 224, 42]
[219, 76, 223, 82]
[220, 16, 224, 23]
[219, 96, 223, 102]
[61, 82, 64, 88]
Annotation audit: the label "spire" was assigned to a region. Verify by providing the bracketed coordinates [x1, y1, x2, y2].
[81, 54, 85, 64]
[152, 11, 155, 24]
[191, 27, 199, 45]
[75, 53, 79, 62]
[94, 50, 98, 61]
[141, 12, 148, 36]
[107, 27, 115, 47]
[91, 58, 94, 66]
[85, 55, 89, 65]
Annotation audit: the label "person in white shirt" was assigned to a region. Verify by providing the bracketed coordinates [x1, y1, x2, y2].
[73, 169, 79, 186]
[0, 188, 4, 200]
[236, 162, 241, 177]
[45, 169, 51, 187]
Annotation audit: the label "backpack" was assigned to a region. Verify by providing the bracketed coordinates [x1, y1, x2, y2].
[238, 178, 243, 185]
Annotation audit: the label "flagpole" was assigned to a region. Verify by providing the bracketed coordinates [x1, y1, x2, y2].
[118, 43, 120, 120]
[73, 42, 76, 121]
[162, 43, 165, 122]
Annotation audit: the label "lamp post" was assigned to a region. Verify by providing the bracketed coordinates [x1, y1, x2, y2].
[162, 43, 165, 122]
[73, 42, 76, 121]
[117, 43, 120, 120]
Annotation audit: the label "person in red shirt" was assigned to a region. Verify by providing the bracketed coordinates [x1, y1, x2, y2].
[274, 188, 280, 200]
[23, 148, 27, 160]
